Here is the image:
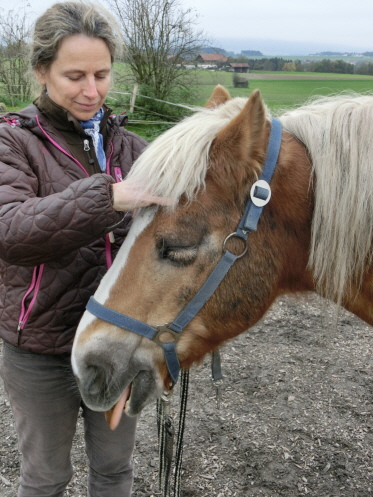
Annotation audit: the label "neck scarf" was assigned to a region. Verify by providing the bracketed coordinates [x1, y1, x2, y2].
[79, 108, 106, 172]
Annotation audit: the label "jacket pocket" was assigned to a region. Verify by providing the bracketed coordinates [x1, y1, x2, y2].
[17, 264, 44, 341]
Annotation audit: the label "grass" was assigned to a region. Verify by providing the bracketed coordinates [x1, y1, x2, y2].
[125, 73, 373, 138]
[3, 67, 373, 138]
[192, 70, 373, 112]
[125, 73, 373, 137]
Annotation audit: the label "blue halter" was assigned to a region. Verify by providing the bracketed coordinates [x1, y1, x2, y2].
[86, 119, 283, 384]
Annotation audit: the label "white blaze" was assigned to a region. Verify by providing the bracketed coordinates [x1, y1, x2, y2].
[71, 208, 156, 374]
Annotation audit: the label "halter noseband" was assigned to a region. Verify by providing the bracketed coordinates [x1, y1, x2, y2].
[86, 119, 283, 384]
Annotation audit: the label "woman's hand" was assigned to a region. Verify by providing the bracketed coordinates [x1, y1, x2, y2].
[112, 179, 172, 211]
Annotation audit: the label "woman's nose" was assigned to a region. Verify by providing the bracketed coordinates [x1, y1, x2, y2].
[82, 77, 99, 99]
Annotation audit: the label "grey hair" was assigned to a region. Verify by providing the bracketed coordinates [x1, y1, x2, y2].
[31, 1, 123, 72]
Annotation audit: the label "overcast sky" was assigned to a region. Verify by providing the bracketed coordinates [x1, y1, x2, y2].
[2, 0, 372, 55]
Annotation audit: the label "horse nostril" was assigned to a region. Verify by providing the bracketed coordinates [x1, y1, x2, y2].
[85, 364, 108, 397]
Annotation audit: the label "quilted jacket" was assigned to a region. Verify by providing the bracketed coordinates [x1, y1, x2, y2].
[0, 95, 147, 355]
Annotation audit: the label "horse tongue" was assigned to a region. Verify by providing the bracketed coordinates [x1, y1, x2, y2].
[105, 386, 131, 430]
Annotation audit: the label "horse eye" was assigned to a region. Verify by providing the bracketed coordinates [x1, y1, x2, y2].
[159, 245, 198, 266]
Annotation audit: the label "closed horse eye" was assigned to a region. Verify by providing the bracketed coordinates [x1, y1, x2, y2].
[159, 244, 198, 265]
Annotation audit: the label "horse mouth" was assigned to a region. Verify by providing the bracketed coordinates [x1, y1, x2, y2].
[104, 368, 162, 428]
[104, 384, 132, 430]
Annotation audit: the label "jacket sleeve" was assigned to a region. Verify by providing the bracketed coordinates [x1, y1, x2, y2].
[0, 129, 123, 266]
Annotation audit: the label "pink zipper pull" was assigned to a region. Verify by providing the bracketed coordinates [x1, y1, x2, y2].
[114, 167, 123, 182]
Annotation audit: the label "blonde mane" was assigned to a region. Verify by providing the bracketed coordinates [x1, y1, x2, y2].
[126, 97, 251, 203]
[128, 92, 373, 305]
[280, 93, 373, 303]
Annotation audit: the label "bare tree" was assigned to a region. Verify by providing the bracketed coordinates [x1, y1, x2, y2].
[0, 6, 33, 106]
[106, 0, 208, 105]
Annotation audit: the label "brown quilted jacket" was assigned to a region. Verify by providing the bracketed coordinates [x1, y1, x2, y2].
[0, 97, 147, 355]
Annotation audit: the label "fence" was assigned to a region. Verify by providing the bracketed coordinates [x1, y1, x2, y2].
[107, 87, 198, 127]
[0, 86, 199, 126]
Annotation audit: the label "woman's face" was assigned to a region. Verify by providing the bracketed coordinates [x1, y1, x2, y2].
[36, 35, 112, 120]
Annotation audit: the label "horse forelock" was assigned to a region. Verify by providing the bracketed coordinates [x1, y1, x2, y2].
[126, 97, 251, 206]
[279, 93, 373, 303]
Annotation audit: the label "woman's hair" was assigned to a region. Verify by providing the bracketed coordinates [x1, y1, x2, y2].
[31, 1, 122, 73]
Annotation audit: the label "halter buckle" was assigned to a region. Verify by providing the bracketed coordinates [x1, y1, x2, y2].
[250, 179, 271, 207]
[154, 324, 182, 346]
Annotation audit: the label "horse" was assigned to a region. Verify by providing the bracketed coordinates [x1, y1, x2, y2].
[72, 85, 373, 429]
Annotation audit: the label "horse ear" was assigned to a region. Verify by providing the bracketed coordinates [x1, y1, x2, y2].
[212, 89, 267, 163]
[205, 85, 232, 108]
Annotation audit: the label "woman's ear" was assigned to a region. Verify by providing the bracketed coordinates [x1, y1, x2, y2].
[34, 67, 47, 86]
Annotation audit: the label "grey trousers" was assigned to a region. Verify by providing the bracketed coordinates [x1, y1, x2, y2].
[0, 343, 137, 497]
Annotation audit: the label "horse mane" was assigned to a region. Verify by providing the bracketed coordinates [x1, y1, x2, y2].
[279, 93, 373, 303]
[128, 91, 373, 305]
[126, 97, 254, 204]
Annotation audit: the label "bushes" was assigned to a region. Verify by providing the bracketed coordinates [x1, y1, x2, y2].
[232, 73, 249, 88]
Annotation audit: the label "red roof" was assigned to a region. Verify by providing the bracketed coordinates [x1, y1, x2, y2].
[229, 63, 249, 68]
[198, 53, 228, 63]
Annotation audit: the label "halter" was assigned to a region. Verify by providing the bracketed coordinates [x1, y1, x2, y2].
[86, 118, 283, 384]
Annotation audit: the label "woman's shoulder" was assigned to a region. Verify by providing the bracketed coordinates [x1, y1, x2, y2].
[0, 104, 43, 144]
[0, 104, 38, 126]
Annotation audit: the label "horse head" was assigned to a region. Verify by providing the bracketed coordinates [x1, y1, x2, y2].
[71, 86, 317, 424]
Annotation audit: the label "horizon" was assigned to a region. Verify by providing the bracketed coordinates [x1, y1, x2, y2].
[210, 37, 373, 57]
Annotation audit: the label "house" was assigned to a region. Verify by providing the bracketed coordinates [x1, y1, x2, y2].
[196, 53, 228, 66]
[228, 63, 250, 73]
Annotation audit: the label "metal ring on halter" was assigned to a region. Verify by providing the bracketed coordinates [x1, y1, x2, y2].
[153, 324, 182, 347]
[222, 233, 248, 258]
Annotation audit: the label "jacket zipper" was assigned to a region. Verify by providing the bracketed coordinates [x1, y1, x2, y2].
[17, 264, 45, 343]
[83, 139, 96, 168]
[114, 166, 123, 182]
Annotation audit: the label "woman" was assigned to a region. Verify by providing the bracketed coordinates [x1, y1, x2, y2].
[0, 2, 166, 496]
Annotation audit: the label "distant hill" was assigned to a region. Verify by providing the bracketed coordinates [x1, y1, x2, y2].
[241, 50, 263, 56]
[214, 37, 372, 57]
[314, 51, 366, 56]
[201, 46, 229, 56]
[316, 51, 347, 56]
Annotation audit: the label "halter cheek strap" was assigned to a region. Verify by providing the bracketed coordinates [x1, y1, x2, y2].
[86, 118, 283, 384]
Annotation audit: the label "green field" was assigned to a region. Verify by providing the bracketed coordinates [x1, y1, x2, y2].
[125, 71, 373, 137]
[2, 67, 373, 138]
[191, 70, 373, 109]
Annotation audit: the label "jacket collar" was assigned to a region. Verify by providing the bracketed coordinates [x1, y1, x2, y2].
[34, 92, 112, 136]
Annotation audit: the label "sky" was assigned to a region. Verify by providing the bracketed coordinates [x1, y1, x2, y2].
[2, 0, 373, 55]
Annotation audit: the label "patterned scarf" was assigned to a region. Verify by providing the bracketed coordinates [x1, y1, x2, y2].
[79, 108, 106, 171]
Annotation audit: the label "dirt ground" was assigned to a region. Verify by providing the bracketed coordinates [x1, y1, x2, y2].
[1, 292, 372, 497]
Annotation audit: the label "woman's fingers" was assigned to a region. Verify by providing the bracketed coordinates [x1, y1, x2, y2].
[112, 180, 173, 211]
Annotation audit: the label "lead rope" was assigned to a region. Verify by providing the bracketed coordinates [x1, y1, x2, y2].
[173, 369, 189, 496]
[157, 390, 173, 496]
[156, 352, 222, 496]
[156, 369, 190, 497]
